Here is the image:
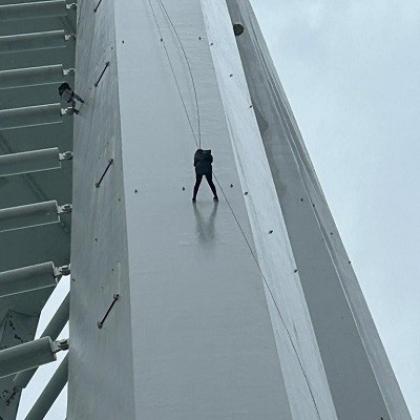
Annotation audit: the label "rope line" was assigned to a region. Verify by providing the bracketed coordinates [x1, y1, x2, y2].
[222, 116, 322, 419]
[146, 3, 320, 416]
[146, 0, 199, 148]
[157, 0, 202, 148]
[147, 0, 202, 148]
[214, 174, 321, 419]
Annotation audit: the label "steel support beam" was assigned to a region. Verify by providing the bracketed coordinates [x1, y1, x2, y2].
[0, 65, 67, 89]
[0, 1, 68, 21]
[0, 261, 57, 298]
[0, 30, 67, 54]
[0, 103, 62, 130]
[25, 354, 68, 420]
[0, 337, 68, 378]
[0, 148, 61, 177]
[14, 292, 70, 388]
[0, 200, 72, 233]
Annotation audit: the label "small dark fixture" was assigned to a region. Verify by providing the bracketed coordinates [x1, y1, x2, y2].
[233, 23, 245, 36]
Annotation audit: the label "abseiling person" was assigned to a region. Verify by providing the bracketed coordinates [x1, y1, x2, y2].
[192, 149, 218, 202]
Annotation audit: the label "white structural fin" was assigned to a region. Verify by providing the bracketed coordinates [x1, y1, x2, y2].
[69, 0, 337, 419]
[223, 1, 412, 420]
[201, 1, 339, 419]
[67, 0, 412, 419]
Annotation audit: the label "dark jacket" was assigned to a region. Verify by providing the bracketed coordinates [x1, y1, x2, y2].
[194, 149, 213, 175]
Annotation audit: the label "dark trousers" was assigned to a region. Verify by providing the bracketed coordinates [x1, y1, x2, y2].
[193, 172, 218, 199]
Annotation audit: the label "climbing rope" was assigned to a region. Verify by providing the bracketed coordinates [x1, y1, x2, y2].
[157, 0, 202, 148]
[147, 0, 202, 148]
[145, 5, 321, 415]
[221, 116, 322, 419]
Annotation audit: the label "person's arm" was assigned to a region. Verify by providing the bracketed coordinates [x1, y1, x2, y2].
[194, 152, 199, 167]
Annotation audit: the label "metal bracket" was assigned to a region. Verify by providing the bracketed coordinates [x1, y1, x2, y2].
[61, 106, 76, 116]
[57, 339, 69, 351]
[63, 67, 75, 77]
[64, 33, 76, 42]
[55, 264, 71, 278]
[94, 61, 110, 87]
[59, 151, 73, 161]
[93, 0, 104, 13]
[57, 204, 72, 215]
[95, 158, 114, 188]
[52, 339, 69, 353]
[97, 294, 120, 329]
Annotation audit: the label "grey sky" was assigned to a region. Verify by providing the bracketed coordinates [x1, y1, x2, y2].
[250, 0, 420, 418]
[18, 1, 419, 418]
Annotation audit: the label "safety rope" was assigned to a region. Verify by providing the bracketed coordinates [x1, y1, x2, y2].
[222, 115, 322, 419]
[157, 0, 202, 148]
[147, 0, 202, 148]
[145, 4, 321, 416]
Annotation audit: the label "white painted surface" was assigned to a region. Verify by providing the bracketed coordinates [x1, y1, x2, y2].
[67, 0, 412, 419]
[202, 1, 338, 419]
[68, 0, 135, 418]
[225, 1, 412, 419]
[115, 0, 291, 418]
[69, 0, 339, 418]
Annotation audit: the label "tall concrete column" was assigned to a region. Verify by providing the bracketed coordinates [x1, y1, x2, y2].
[224, 1, 412, 419]
[68, 0, 410, 419]
[69, 0, 336, 419]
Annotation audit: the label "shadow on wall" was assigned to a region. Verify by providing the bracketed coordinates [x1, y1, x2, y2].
[193, 201, 219, 245]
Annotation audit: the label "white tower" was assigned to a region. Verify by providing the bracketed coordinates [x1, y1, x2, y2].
[0, 1, 411, 419]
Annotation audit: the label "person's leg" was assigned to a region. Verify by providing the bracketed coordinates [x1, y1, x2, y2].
[205, 173, 218, 200]
[193, 173, 203, 201]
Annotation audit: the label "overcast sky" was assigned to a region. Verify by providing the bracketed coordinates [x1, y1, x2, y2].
[17, 1, 419, 418]
[250, 0, 420, 417]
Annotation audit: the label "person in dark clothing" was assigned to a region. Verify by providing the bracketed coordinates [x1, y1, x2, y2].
[192, 149, 218, 202]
